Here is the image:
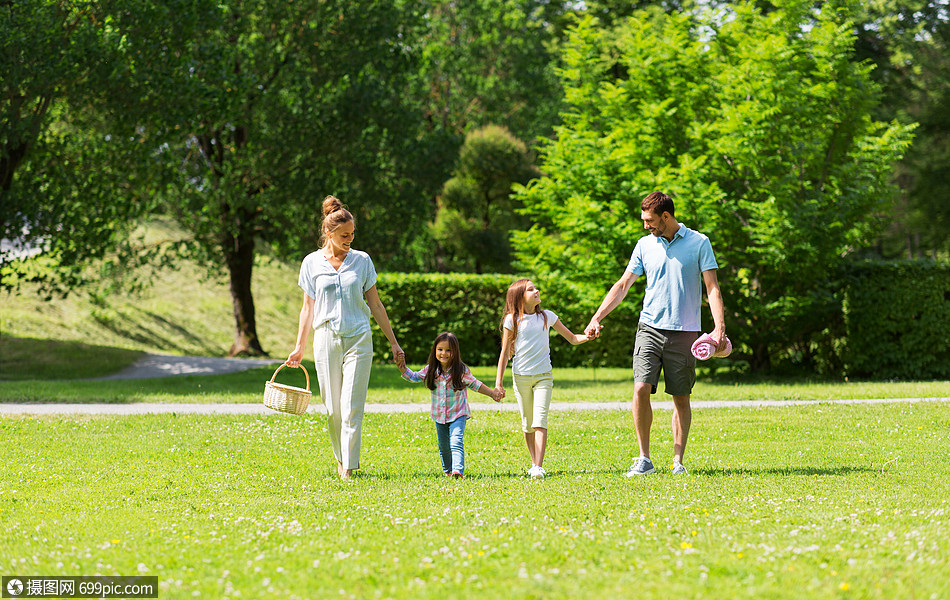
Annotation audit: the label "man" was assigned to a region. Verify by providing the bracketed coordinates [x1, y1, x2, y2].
[585, 191, 725, 476]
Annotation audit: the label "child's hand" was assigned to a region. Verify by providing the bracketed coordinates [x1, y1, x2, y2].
[493, 386, 505, 402]
[393, 345, 406, 371]
[585, 319, 603, 339]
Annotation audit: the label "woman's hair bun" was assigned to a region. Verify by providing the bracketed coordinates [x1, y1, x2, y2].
[323, 195, 344, 217]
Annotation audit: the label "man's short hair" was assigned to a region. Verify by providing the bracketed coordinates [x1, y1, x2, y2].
[641, 191, 675, 216]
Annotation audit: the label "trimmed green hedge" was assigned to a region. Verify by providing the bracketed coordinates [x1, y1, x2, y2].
[372, 261, 950, 379]
[841, 260, 950, 380]
[372, 273, 643, 368]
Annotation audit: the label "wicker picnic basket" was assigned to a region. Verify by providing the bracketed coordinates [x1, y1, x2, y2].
[263, 363, 312, 415]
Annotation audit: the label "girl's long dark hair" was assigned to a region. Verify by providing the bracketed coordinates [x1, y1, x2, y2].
[425, 332, 466, 391]
[500, 279, 546, 360]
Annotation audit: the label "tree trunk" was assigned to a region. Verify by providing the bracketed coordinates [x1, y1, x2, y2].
[748, 341, 771, 373]
[2, 95, 52, 192]
[1, 141, 28, 192]
[225, 228, 266, 357]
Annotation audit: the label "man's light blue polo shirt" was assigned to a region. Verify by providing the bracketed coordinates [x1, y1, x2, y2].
[626, 224, 718, 332]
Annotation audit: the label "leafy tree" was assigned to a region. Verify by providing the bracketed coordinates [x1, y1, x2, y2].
[848, 1, 950, 259]
[431, 125, 538, 273]
[2, 0, 571, 357]
[95, 0, 438, 356]
[902, 28, 950, 258]
[0, 1, 155, 293]
[512, 1, 915, 372]
[419, 0, 563, 144]
[387, 0, 568, 272]
[572, 0, 708, 27]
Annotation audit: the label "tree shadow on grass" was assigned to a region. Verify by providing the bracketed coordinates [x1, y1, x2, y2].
[93, 307, 222, 356]
[302, 463, 879, 481]
[692, 465, 876, 477]
[346, 469, 451, 481]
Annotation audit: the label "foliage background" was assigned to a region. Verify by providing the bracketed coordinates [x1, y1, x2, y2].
[512, 2, 915, 373]
[373, 273, 641, 368]
[841, 260, 950, 379]
[3, 0, 949, 377]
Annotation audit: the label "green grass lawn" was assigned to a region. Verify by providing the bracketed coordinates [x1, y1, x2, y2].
[0, 337, 146, 380]
[1, 403, 948, 599]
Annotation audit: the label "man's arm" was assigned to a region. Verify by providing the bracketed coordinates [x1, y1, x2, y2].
[702, 269, 726, 345]
[585, 270, 639, 338]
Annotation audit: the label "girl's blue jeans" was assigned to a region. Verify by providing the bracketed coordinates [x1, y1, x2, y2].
[435, 416, 467, 475]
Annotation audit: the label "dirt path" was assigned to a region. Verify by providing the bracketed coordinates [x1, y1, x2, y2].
[93, 353, 281, 380]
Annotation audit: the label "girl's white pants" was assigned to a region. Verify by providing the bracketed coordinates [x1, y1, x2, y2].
[313, 326, 373, 470]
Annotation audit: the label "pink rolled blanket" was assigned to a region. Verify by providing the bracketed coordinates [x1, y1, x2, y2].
[691, 333, 733, 360]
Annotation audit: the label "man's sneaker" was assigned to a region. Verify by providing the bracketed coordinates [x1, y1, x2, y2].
[672, 462, 688, 475]
[624, 456, 655, 477]
[528, 465, 545, 479]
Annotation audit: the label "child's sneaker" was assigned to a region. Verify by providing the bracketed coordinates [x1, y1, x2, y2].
[451, 471, 464, 479]
[624, 456, 655, 477]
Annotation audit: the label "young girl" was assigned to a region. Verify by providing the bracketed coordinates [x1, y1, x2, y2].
[495, 279, 589, 479]
[402, 332, 501, 478]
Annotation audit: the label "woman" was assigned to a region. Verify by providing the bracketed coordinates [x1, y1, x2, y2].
[286, 195, 405, 479]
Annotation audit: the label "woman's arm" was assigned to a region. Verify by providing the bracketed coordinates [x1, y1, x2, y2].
[552, 318, 589, 345]
[365, 284, 405, 370]
[287, 292, 315, 367]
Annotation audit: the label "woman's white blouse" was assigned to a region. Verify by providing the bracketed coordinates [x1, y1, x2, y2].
[297, 249, 377, 336]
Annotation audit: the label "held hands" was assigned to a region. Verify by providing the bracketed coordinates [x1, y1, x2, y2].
[392, 342, 406, 371]
[492, 386, 506, 403]
[584, 318, 603, 340]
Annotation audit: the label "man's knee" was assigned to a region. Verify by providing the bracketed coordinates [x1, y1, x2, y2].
[634, 382, 654, 397]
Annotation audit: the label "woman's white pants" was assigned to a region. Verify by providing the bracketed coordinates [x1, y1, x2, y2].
[313, 326, 373, 470]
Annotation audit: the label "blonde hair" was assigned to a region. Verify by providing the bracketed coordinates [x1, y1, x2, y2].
[320, 195, 354, 245]
[500, 278, 546, 360]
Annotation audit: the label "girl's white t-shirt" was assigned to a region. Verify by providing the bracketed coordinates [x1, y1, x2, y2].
[503, 309, 558, 376]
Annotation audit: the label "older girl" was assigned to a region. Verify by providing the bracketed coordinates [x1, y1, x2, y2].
[287, 195, 405, 480]
[495, 279, 589, 479]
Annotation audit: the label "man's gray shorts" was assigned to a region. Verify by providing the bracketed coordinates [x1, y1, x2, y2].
[633, 323, 700, 396]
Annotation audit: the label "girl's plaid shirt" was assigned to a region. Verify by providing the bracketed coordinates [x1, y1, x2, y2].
[401, 364, 483, 423]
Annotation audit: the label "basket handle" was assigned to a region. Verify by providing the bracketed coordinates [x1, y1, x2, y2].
[270, 363, 311, 391]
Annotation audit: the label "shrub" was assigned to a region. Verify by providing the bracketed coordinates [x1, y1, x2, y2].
[373, 273, 642, 368]
[841, 260, 950, 379]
